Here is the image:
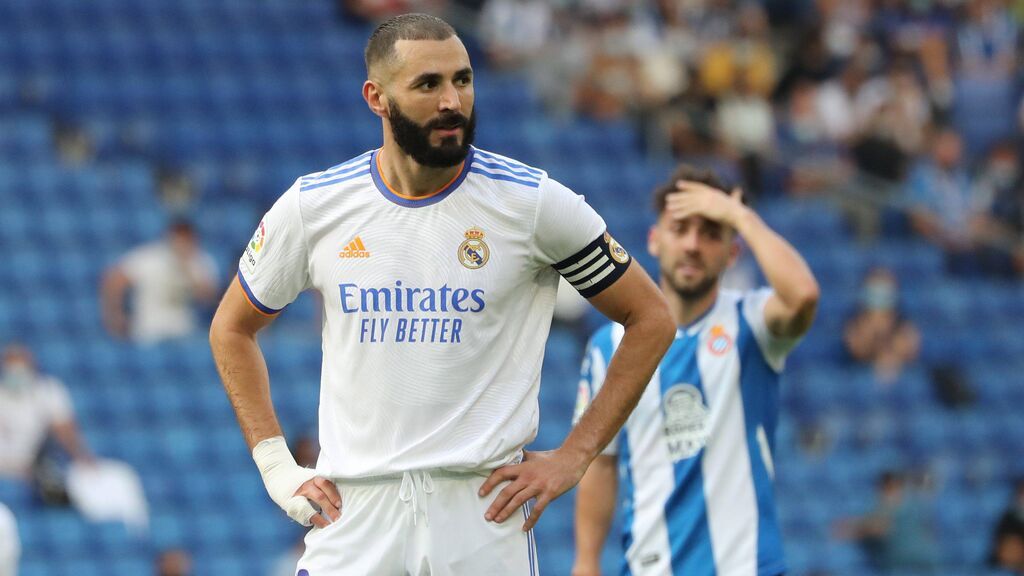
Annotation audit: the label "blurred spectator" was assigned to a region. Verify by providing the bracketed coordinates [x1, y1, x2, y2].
[777, 80, 850, 195]
[156, 168, 198, 212]
[991, 480, 1024, 574]
[905, 127, 1013, 276]
[834, 471, 940, 574]
[574, 9, 659, 120]
[956, 0, 1018, 77]
[843, 268, 920, 383]
[714, 72, 775, 197]
[54, 123, 95, 167]
[0, 344, 93, 500]
[979, 141, 1024, 274]
[854, 62, 931, 157]
[478, 0, 554, 69]
[101, 220, 218, 344]
[0, 502, 17, 576]
[156, 549, 192, 576]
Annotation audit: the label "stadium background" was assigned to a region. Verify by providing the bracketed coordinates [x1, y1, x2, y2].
[1, 0, 1023, 574]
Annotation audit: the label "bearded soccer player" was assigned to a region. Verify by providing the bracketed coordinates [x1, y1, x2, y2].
[208, 13, 675, 575]
[572, 167, 819, 576]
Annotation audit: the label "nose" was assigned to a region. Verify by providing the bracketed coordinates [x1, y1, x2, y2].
[439, 82, 461, 112]
[680, 227, 700, 252]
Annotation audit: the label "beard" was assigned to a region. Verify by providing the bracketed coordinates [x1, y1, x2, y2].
[663, 262, 720, 302]
[388, 101, 476, 168]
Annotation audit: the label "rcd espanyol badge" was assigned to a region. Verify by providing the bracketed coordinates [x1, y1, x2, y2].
[458, 227, 489, 269]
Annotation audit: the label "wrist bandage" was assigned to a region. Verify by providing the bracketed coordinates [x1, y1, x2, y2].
[252, 436, 319, 526]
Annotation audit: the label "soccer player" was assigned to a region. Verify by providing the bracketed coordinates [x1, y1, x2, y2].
[571, 166, 819, 576]
[208, 13, 676, 575]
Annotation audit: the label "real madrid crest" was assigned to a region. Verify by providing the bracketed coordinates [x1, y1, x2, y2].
[458, 227, 490, 269]
[604, 231, 629, 264]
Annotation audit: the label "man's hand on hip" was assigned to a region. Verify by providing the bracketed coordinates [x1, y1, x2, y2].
[252, 436, 341, 527]
[479, 449, 588, 531]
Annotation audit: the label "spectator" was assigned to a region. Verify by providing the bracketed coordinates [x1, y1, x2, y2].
[905, 127, 1011, 276]
[834, 471, 940, 574]
[777, 80, 850, 195]
[980, 141, 1024, 273]
[956, 0, 1018, 77]
[0, 344, 93, 495]
[714, 70, 775, 197]
[101, 220, 219, 344]
[991, 480, 1024, 574]
[843, 267, 920, 383]
[155, 549, 192, 576]
[478, 0, 554, 69]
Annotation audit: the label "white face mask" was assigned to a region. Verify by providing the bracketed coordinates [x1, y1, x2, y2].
[1, 363, 34, 392]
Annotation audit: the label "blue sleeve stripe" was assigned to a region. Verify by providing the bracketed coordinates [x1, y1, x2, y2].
[320, 151, 374, 177]
[473, 148, 544, 176]
[468, 167, 541, 188]
[301, 168, 371, 191]
[470, 158, 541, 181]
[236, 270, 282, 315]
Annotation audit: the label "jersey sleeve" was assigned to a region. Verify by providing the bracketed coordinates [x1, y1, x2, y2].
[573, 325, 619, 456]
[741, 287, 803, 373]
[41, 378, 74, 425]
[533, 178, 631, 298]
[237, 181, 310, 314]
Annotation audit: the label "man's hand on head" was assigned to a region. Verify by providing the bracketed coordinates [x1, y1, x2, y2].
[666, 181, 747, 229]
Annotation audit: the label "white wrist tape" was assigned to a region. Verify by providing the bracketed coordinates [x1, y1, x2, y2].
[252, 436, 319, 526]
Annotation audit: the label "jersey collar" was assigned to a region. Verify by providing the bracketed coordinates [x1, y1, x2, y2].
[370, 148, 474, 208]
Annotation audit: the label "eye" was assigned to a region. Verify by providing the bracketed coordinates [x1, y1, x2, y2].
[456, 75, 472, 87]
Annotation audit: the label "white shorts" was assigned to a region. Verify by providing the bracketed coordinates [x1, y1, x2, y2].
[295, 470, 539, 576]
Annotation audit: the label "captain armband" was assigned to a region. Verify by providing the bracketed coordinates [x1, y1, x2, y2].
[552, 231, 631, 298]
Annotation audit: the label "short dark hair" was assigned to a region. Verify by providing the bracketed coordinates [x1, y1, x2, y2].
[652, 164, 730, 215]
[365, 14, 457, 76]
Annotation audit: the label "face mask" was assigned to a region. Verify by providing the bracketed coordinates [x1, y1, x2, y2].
[862, 281, 897, 311]
[1, 363, 34, 392]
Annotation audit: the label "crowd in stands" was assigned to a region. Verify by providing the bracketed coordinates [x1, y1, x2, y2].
[468, 0, 1024, 279]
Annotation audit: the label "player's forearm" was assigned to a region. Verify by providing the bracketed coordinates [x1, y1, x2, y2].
[734, 209, 819, 311]
[209, 322, 283, 450]
[574, 456, 618, 569]
[561, 309, 674, 467]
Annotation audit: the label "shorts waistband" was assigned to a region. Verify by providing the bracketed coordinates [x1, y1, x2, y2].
[330, 468, 489, 485]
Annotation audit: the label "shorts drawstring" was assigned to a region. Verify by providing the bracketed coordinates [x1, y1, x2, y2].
[398, 470, 435, 526]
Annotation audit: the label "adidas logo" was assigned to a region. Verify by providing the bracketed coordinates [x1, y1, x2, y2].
[339, 236, 370, 258]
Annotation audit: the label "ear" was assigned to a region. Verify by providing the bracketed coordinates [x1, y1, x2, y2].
[363, 80, 389, 119]
[647, 225, 660, 258]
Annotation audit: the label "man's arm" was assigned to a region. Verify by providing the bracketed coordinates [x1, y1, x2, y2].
[572, 454, 618, 576]
[209, 279, 341, 528]
[480, 262, 675, 530]
[51, 420, 93, 463]
[99, 266, 130, 339]
[668, 183, 820, 339]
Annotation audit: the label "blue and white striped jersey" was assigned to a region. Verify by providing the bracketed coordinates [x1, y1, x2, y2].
[576, 289, 800, 576]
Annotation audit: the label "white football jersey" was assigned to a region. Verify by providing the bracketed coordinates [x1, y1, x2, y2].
[238, 147, 631, 478]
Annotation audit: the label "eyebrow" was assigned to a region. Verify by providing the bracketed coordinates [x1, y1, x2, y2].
[409, 67, 473, 87]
